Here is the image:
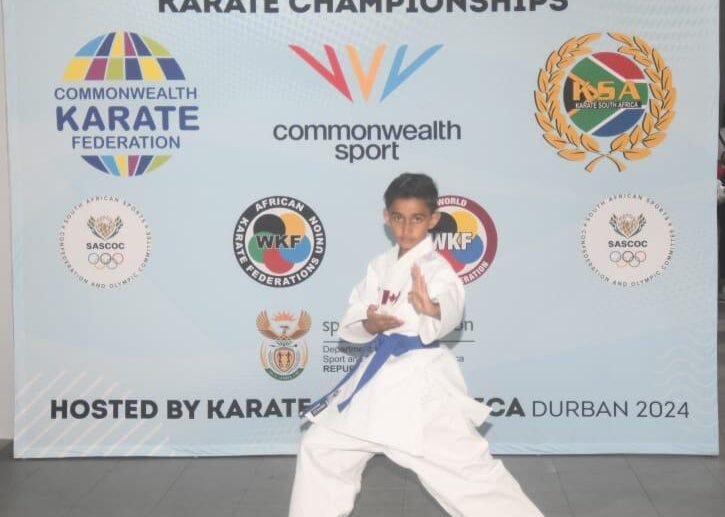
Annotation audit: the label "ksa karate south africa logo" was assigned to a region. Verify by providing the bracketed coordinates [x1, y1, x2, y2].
[55, 31, 199, 176]
[59, 196, 151, 288]
[535, 33, 675, 172]
[233, 196, 326, 287]
[431, 196, 498, 285]
[257, 310, 311, 381]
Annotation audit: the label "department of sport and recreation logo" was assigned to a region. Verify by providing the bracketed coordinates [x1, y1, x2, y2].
[535, 33, 675, 172]
[274, 44, 462, 164]
[55, 31, 199, 176]
[59, 197, 151, 288]
[431, 195, 498, 284]
[581, 194, 674, 286]
[257, 310, 310, 381]
[290, 44, 443, 102]
[233, 196, 325, 287]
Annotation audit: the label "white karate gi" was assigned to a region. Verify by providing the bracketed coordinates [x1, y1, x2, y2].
[289, 236, 543, 517]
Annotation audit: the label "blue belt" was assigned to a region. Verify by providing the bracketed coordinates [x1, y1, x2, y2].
[303, 333, 440, 417]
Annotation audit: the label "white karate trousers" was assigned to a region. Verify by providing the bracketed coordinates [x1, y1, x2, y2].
[288, 397, 544, 517]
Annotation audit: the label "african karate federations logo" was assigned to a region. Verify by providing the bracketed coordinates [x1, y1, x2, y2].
[56, 31, 199, 176]
[257, 310, 310, 381]
[535, 33, 675, 172]
[59, 196, 151, 288]
[233, 196, 325, 287]
[581, 194, 674, 287]
[431, 195, 498, 284]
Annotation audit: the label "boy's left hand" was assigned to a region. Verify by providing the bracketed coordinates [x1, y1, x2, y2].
[409, 264, 441, 319]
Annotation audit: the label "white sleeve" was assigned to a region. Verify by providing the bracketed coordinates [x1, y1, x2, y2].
[338, 263, 379, 344]
[418, 268, 465, 345]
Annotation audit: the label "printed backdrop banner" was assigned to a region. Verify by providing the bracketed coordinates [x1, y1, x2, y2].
[3, 0, 719, 457]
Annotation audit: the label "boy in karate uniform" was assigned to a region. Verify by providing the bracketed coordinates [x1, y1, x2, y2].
[289, 173, 543, 517]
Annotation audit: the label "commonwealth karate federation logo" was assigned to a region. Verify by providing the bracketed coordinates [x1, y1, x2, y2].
[56, 31, 199, 176]
[431, 196, 498, 284]
[535, 33, 675, 172]
[581, 195, 674, 287]
[233, 196, 326, 287]
[257, 310, 310, 381]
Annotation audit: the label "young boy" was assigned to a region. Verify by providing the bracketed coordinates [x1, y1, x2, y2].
[289, 173, 543, 517]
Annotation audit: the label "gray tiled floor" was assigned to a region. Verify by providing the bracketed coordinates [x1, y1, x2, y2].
[1, 330, 723, 517]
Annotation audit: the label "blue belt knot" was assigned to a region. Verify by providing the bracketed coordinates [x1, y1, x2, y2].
[302, 333, 439, 417]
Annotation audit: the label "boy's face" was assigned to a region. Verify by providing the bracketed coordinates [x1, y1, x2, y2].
[384, 197, 440, 255]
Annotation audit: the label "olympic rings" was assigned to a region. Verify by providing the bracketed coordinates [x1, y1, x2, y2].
[609, 250, 646, 268]
[88, 252, 124, 270]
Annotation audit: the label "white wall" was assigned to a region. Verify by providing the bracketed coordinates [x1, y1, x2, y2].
[1, 5, 14, 440]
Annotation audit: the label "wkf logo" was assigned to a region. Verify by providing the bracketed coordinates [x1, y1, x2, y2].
[233, 196, 326, 288]
[289, 44, 443, 102]
[432, 195, 498, 285]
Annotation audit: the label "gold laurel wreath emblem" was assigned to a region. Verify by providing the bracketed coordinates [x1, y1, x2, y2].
[535, 33, 676, 172]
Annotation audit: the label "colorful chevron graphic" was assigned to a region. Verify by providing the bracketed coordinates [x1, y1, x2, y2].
[80, 155, 171, 177]
[290, 44, 443, 102]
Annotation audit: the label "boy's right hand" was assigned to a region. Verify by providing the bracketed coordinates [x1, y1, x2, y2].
[362, 305, 403, 334]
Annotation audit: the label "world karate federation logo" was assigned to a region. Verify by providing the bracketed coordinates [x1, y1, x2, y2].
[431, 196, 498, 285]
[233, 196, 326, 287]
[535, 33, 675, 172]
[257, 310, 310, 381]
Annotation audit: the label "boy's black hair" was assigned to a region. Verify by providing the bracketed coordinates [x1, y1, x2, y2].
[384, 173, 438, 213]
